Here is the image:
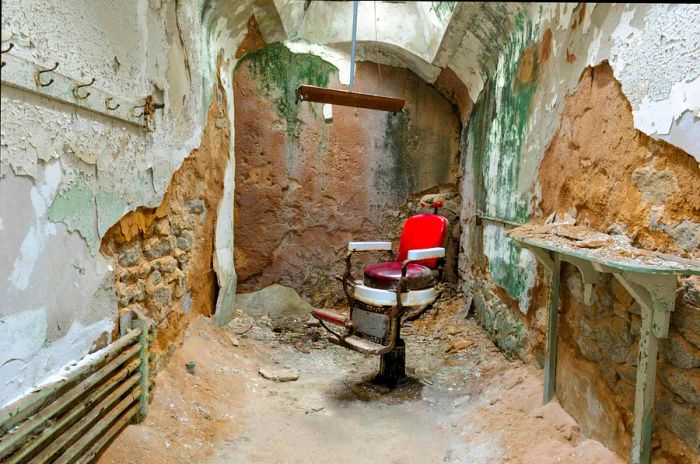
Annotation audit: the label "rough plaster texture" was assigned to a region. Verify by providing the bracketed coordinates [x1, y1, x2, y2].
[460, 2, 700, 327]
[2, 4, 699, 456]
[233, 46, 461, 306]
[100, 83, 230, 369]
[0, 0, 236, 406]
[458, 4, 700, 458]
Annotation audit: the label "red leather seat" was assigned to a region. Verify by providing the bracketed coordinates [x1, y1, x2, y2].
[363, 262, 434, 291]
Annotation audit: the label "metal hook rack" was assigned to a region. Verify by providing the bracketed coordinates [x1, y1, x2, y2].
[1, 42, 14, 67]
[1, 48, 160, 129]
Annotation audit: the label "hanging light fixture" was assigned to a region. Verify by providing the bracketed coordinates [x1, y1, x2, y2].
[296, 0, 405, 113]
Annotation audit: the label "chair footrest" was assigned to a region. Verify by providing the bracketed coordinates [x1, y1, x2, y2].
[328, 335, 389, 355]
[312, 309, 348, 326]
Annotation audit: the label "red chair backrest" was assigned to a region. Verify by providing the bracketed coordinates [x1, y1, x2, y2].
[396, 214, 448, 268]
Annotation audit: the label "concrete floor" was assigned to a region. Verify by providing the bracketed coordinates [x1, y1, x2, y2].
[99, 304, 624, 464]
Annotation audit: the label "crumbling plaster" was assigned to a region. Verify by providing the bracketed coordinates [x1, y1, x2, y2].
[0, 0, 697, 428]
[0, 0, 244, 406]
[461, 3, 700, 317]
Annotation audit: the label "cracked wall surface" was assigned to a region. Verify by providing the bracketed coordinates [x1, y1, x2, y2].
[233, 43, 463, 306]
[458, 4, 700, 460]
[2, 3, 699, 457]
[543, 63, 700, 460]
[0, 0, 224, 406]
[100, 80, 229, 370]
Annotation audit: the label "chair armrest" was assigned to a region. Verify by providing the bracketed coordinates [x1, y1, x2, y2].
[406, 247, 445, 261]
[312, 309, 349, 327]
[348, 241, 392, 252]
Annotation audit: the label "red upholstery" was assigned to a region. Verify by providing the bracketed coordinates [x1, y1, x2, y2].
[396, 214, 448, 268]
[363, 262, 434, 291]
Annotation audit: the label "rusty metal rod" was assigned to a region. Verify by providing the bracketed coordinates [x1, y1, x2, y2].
[0, 342, 141, 459]
[51, 383, 142, 464]
[0, 328, 141, 433]
[71, 403, 140, 464]
[475, 211, 524, 228]
[27, 374, 141, 464]
[7, 358, 141, 463]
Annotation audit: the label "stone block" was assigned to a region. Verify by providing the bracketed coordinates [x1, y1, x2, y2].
[144, 237, 173, 260]
[148, 270, 163, 287]
[681, 276, 700, 307]
[118, 242, 142, 267]
[591, 317, 632, 363]
[662, 331, 700, 369]
[659, 365, 700, 405]
[176, 231, 194, 251]
[656, 396, 700, 453]
[574, 328, 603, 363]
[674, 300, 700, 350]
[235, 284, 314, 319]
[149, 285, 173, 306]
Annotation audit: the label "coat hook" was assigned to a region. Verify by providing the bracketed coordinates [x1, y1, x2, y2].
[105, 97, 120, 111]
[131, 102, 146, 117]
[34, 62, 59, 87]
[1, 42, 13, 68]
[72, 77, 96, 100]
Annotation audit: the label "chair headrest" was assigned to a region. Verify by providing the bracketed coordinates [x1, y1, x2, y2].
[419, 193, 445, 209]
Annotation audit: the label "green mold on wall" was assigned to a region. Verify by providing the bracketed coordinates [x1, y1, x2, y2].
[237, 43, 336, 142]
[466, 10, 540, 309]
[472, 284, 529, 360]
[374, 111, 411, 205]
[48, 184, 99, 255]
[431, 2, 456, 24]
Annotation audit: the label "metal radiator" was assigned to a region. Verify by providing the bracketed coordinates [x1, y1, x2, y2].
[0, 313, 151, 464]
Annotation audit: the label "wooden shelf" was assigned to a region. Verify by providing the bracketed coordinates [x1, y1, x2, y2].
[296, 85, 405, 112]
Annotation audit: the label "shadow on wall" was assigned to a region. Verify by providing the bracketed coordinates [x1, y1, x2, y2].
[232, 43, 463, 307]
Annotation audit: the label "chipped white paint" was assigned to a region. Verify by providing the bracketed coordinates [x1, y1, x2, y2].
[635, 77, 700, 161]
[608, 4, 700, 160]
[7, 160, 60, 290]
[0, 312, 113, 407]
[0, 0, 212, 406]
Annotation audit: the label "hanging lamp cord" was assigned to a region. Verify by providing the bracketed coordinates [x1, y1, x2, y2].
[349, 0, 359, 91]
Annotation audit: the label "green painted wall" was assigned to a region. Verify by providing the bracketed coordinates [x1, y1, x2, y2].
[466, 10, 539, 310]
[238, 43, 336, 141]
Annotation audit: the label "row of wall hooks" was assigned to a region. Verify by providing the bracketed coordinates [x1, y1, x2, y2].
[1, 42, 164, 130]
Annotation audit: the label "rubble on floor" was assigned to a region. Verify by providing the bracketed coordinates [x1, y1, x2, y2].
[99, 293, 624, 464]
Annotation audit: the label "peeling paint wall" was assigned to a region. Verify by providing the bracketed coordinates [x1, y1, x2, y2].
[457, 3, 700, 459]
[0, 0, 212, 406]
[100, 79, 230, 369]
[233, 44, 462, 306]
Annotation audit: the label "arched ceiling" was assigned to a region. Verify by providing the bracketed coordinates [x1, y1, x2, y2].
[202, 1, 529, 101]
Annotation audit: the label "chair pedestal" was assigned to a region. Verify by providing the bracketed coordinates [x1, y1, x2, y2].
[373, 330, 408, 388]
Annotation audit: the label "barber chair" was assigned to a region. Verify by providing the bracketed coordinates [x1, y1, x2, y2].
[312, 196, 448, 387]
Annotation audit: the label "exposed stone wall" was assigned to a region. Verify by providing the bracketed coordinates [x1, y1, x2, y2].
[539, 63, 700, 460]
[233, 43, 463, 306]
[101, 81, 229, 366]
[457, 5, 700, 459]
[0, 0, 214, 407]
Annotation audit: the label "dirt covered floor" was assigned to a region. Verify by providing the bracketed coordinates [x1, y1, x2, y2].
[99, 293, 623, 464]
